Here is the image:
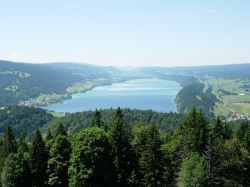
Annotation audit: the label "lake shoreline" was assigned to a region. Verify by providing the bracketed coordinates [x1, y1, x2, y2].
[42, 78, 182, 113]
[19, 79, 127, 108]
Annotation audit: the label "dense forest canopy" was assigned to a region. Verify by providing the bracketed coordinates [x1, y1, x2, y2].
[0, 106, 182, 138]
[46, 108, 183, 135]
[0, 107, 249, 186]
[0, 106, 53, 138]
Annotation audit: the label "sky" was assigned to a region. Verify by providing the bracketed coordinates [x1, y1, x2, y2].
[0, 0, 250, 67]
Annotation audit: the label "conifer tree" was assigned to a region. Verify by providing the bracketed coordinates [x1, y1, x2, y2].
[17, 134, 29, 153]
[243, 128, 250, 151]
[46, 128, 53, 142]
[213, 117, 223, 138]
[2, 126, 17, 158]
[180, 109, 209, 154]
[69, 127, 115, 187]
[218, 137, 249, 186]
[205, 117, 236, 186]
[237, 121, 250, 151]
[138, 125, 165, 187]
[212, 116, 231, 141]
[177, 152, 206, 187]
[92, 109, 103, 127]
[204, 136, 223, 186]
[0, 138, 3, 187]
[30, 129, 48, 187]
[109, 107, 134, 186]
[48, 135, 72, 187]
[45, 128, 54, 151]
[55, 124, 67, 136]
[1, 153, 31, 187]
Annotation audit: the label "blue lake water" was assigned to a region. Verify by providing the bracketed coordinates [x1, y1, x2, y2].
[43, 79, 182, 113]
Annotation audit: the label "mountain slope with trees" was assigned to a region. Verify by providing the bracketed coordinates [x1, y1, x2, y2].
[0, 106, 53, 138]
[0, 61, 122, 108]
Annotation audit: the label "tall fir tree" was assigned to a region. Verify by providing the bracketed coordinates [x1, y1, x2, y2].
[69, 127, 116, 187]
[109, 107, 135, 186]
[17, 134, 29, 153]
[212, 116, 231, 141]
[138, 125, 165, 187]
[180, 109, 209, 155]
[177, 152, 206, 187]
[1, 153, 31, 187]
[30, 129, 48, 187]
[218, 137, 249, 186]
[46, 128, 53, 142]
[45, 128, 54, 151]
[47, 135, 72, 187]
[243, 128, 250, 151]
[92, 109, 103, 128]
[237, 121, 250, 151]
[2, 126, 17, 158]
[204, 116, 234, 186]
[213, 117, 224, 138]
[204, 136, 223, 186]
[55, 124, 67, 136]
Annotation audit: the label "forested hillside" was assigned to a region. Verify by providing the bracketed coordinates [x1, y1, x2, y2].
[175, 83, 217, 118]
[0, 106, 53, 138]
[0, 108, 249, 186]
[0, 61, 81, 107]
[0, 61, 122, 107]
[46, 108, 183, 134]
[0, 106, 182, 138]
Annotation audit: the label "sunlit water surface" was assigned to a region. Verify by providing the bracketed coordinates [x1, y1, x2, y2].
[43, 79, 182, 113]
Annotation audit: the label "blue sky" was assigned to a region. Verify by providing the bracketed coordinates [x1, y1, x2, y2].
[0, 0, 249, 67]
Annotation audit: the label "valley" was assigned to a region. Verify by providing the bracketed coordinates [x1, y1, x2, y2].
[1, 61, 250, 119]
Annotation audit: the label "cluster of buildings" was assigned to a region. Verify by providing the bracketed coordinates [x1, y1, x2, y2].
[228, 112, 250, 121]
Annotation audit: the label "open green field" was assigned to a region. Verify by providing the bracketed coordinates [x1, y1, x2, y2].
[66, 81, 99, 94]
[201, 78, 250, 116]
[48, 111, 66, 118]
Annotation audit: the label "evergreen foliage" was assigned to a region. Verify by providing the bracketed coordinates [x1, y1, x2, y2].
[0, 108, 249, 186]
[1, 153, 31, 187]
[177, 152, 206, 187]
[134, 125, 165, 186]
[2, 126, 17, 158]
[68, 127, 115, 187]
[109, 108, 135, 186]
[30, 129, 48, 187]
[48, 135, 72, 187]
[0, 106, 53, 138]
[46, 128, 53, 142]
[91, 109, 103, 127]
[55, 124, 67, 136]
[180, 109, 209, 154]
[17, 134, 29, 153]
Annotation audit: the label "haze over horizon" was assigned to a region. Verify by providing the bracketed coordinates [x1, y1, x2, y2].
[1, 0, 250, 67]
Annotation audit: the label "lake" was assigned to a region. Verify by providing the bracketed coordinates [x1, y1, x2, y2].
[43, 79, 182, 113]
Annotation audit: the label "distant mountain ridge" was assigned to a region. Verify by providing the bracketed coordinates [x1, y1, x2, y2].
[135, 63, 250, 79]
